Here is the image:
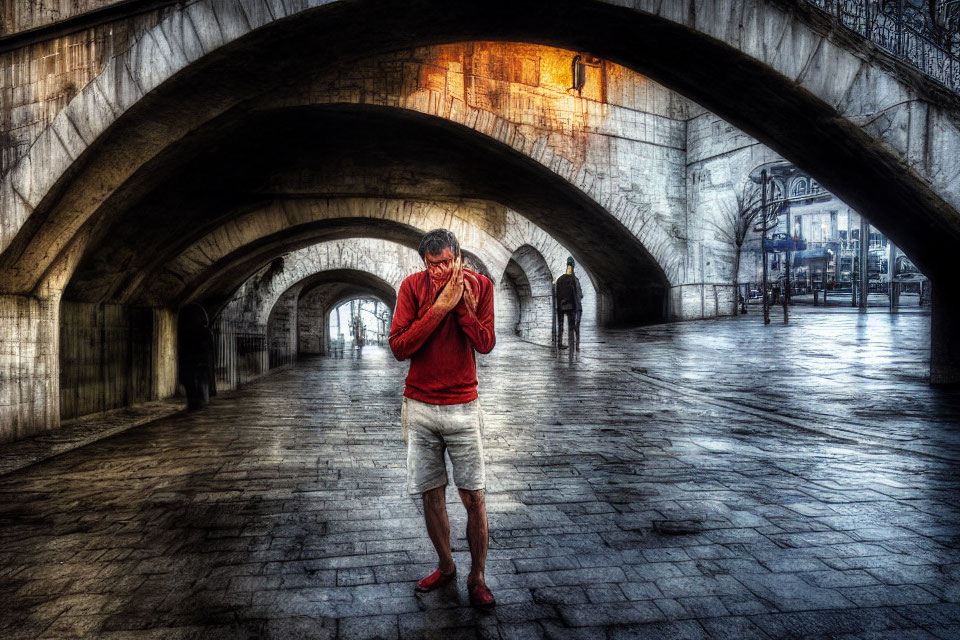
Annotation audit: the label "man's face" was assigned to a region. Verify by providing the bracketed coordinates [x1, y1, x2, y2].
[424, 247, 456, 288]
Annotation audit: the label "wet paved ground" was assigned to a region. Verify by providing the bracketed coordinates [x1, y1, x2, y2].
[2, 307, 960, 639]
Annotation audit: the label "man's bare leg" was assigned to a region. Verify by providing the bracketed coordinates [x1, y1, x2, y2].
[458, 488, 488, 587]
[423, 486, 455, 574]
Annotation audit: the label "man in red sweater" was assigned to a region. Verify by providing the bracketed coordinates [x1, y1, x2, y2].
[389, 229, 497, 608]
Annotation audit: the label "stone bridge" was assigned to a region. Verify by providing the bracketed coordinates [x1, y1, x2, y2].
[211, 232, 596, 387]
[1, 0, 959, 440]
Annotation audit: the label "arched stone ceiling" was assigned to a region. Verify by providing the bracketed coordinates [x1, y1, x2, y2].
[507, 245, 555, 299]
[61, 101, 670, 323]
[220, 239, 420, 327]
[178, 220, 497, 314]
[302, 285, 394, 319]
[67, 194, 596, 319]
[4, 0, 958, 312]
[267, 269, 398, 329]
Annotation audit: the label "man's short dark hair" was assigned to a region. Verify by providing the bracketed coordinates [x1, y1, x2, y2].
[418, 229, 460, 260]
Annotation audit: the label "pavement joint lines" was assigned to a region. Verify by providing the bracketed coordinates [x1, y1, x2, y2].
[625, 368, 960, 463]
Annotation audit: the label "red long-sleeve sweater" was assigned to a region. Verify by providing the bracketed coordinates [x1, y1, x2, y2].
[389, 269, 496, 404]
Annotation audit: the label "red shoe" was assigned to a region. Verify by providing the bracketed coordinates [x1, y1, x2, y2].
[468, 582, 496, 608]
[415, 568, 456, 592]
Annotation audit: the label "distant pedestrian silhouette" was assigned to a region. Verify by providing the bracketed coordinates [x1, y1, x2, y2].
[556, 256, 583, 352]
[178, 303, 216, 410]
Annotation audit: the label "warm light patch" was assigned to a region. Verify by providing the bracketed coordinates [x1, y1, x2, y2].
[401, 42, 652, 168]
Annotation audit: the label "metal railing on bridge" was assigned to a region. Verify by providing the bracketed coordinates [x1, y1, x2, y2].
[806, 0, 959, 93]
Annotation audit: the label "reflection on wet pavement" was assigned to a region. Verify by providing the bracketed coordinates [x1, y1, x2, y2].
[1, 307, 958, 638]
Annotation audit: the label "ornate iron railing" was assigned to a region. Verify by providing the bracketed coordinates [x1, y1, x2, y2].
[806, 0, 960, 93]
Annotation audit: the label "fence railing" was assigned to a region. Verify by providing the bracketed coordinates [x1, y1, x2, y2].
[806, 0, 959, 93]
[212, 317, 268, 391]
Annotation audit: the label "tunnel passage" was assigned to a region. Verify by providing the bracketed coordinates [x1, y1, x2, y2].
[497, 245, 558, 345]
[50, 96, 670, 424]
[4, 1, 959, 299]
[61, 104, 669, 324]
[266, 269, 397, 368]
[7, 0, 960, 441]
[299, 287, 391, 356]
[209, 238, 420, 391]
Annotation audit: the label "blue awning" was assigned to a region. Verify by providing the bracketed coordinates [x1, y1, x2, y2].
[792, 248, 832, 265]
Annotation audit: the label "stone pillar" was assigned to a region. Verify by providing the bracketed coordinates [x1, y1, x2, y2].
[0, 294, 60, 443]
[321, 309, 329, 356]
[153, 308, 179, 399]
[931, 282, 960, 386]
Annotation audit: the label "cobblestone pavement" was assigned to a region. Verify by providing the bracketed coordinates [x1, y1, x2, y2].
[2, 308, 960, 639]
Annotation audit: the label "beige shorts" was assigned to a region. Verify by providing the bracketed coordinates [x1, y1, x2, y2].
[402, 396, 486, 495]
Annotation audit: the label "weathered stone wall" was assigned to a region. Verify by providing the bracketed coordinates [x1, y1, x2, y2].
[211, 269, 271, 393]
[683, 112, 785, 317]
[1, 0, 128, 34]
[152, 307, 177, 399]
[495, 276, 521, 338]
[0, 7, 170, 173]
[0, 294, 58, 443]
[503, 246, 554, 344]
[211, 317, 268, 393]
[59, 301, 152, 420]
[266, 42, 691, 293]
[297, 288, 326, 355]
[58, 301, 177, 421]
[2, 0, 958, 302]
[266, 289, 297, 368]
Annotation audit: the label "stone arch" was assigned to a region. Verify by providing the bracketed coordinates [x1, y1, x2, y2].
[266, 269, 397, 366]
[299, 285, 395, 355]
[3, 0, 958, 298]
[497, 245, 555, 345]
[55, 95, 672, 325]
[6, 0, 960, 438]
[229, 237, 494, 366]
[214, 238, 416, 387]
[67, 198, 565, 313]
[243, 240, 421, 328]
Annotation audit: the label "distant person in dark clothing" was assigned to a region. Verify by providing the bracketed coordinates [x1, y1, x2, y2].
[556, 256, 583, 351]
[178, 303, 216, 410]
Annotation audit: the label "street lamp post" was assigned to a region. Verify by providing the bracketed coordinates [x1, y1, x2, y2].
[760, 169, 770, 325]
[782, 200, 791, 324]
[859, 216, 870, 312]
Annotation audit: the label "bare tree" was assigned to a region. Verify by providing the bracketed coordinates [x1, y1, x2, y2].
[713, 180, 786, 316]
[713, 181, 763, 316]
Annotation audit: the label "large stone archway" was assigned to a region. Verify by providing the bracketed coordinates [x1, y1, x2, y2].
[497, 245, 556, 346]
[298, 286, 394, 356]
[4, 0, 960, 440]
[212, 238, 420, 390]
[2, 1, 958, 292]
[267, 272, 396, 368]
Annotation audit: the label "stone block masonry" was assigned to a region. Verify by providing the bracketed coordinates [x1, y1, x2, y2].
[0, 294, 58, 443]
[0, 311, 957, 637]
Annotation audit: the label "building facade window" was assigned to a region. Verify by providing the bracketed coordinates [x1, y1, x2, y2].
[791, 178, 809, 198]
